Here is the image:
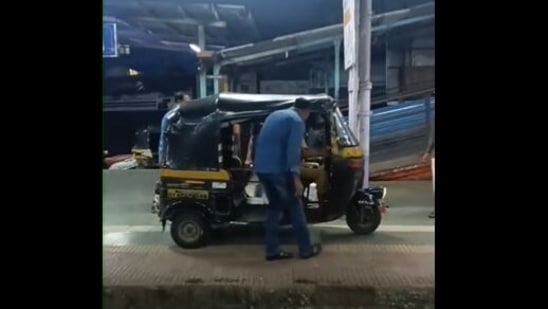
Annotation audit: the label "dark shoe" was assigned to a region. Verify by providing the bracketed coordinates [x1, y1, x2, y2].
[266, 250, 294, 261]
[300, 244, 322, 259]
[428, 211, 435, 219]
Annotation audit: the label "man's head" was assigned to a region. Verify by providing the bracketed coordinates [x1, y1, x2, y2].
[308, 113, 325, 130]
[293, 97, 312, 121]
[175, 91, 192, 106]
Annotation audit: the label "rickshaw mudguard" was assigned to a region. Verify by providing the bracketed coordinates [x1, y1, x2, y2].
[160, 201, 212, 231]
[338, 146, 364, 159]
[349, 187, 389, 215]
[351, 189, 377, 207]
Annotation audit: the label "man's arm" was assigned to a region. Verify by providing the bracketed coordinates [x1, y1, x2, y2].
[287, 118, 305, 197]
[245, 136, 254, 164]
[245, 124, 255, 165]
[287, 118, 305, 175]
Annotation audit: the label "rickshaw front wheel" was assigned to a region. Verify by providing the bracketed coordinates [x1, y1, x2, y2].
[170, 212, 210, 249]
[346, 204, 382, 235]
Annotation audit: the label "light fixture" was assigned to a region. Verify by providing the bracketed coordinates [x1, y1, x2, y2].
[189, 43, 202, 53]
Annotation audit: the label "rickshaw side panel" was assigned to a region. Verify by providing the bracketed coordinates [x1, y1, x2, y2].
[158, 169, 233, 222]
[160, 169, 230, 181]
[319, 108, 364, 222]
[323, 157, 364, 221]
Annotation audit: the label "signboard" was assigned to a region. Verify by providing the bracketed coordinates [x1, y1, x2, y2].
[103, 22, 118, 58]
[343, 0, 356, 69]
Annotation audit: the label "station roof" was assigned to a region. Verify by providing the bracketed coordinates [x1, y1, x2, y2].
[104, 0, 260, 51]
[216, 2, 434, 67]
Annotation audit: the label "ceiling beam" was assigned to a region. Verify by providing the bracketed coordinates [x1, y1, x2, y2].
[136, 17, 227, 28]
[210, 3, 220, 21]
[117, 28, 228, 47]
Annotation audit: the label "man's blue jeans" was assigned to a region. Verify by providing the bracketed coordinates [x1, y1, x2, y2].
[257, 173, 313, 257]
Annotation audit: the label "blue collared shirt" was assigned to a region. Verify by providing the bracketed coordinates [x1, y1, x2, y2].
[158, 108, 178, 165]
[254, 108, 304, 175]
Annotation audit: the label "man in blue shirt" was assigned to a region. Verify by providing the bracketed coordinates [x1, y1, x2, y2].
[254, 98, 322, 261]
[158, 92, 191, 166]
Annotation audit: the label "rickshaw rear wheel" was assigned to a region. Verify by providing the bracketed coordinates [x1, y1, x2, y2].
[346, 204, 382, 235]
[170, 211, 210, 249]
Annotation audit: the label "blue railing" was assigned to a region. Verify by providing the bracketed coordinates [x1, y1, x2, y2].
[345, 98, 435, 144]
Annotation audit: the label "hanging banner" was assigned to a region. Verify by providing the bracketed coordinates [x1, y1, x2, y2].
[343, 0, 356, 69]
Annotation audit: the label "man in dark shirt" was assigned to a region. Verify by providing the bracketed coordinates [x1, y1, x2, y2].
[254, 98, 322, 261]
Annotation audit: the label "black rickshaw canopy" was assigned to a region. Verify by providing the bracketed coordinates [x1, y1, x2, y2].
[164, 93, 351, 170]
[171, 93, 337, 122]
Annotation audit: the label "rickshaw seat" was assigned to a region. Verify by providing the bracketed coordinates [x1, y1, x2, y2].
[302, 162, 321, 169]
[300, 162, 329, 200]
[227, 167, 253, 192]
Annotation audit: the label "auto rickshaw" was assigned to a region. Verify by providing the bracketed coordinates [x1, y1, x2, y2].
[104, 127, 158, 170]
[154, 93, 388, 249]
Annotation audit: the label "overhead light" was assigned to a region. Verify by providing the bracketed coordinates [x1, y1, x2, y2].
[128, 69, 140, 76]
[189, 43, 202, 53]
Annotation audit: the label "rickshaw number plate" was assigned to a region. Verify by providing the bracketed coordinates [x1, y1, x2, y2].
[167, 189, 209, 200]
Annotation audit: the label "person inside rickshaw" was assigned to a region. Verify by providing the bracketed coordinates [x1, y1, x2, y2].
[244, 121, 263, 168]
[241, 113, 330, 202]
[300, 113, 330, 202]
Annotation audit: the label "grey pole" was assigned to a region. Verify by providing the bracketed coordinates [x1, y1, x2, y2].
[357, 0, 372, 188]
[334, 39, 341, 100]
[198, 25, 207, 98]
[347, 0, 360, 137]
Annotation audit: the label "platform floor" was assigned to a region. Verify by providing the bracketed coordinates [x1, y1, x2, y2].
[103, 171, 435, 308]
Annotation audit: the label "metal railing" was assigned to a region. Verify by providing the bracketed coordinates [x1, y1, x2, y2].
[344, 97, 434, 145]
[370, 98, 434, 143]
